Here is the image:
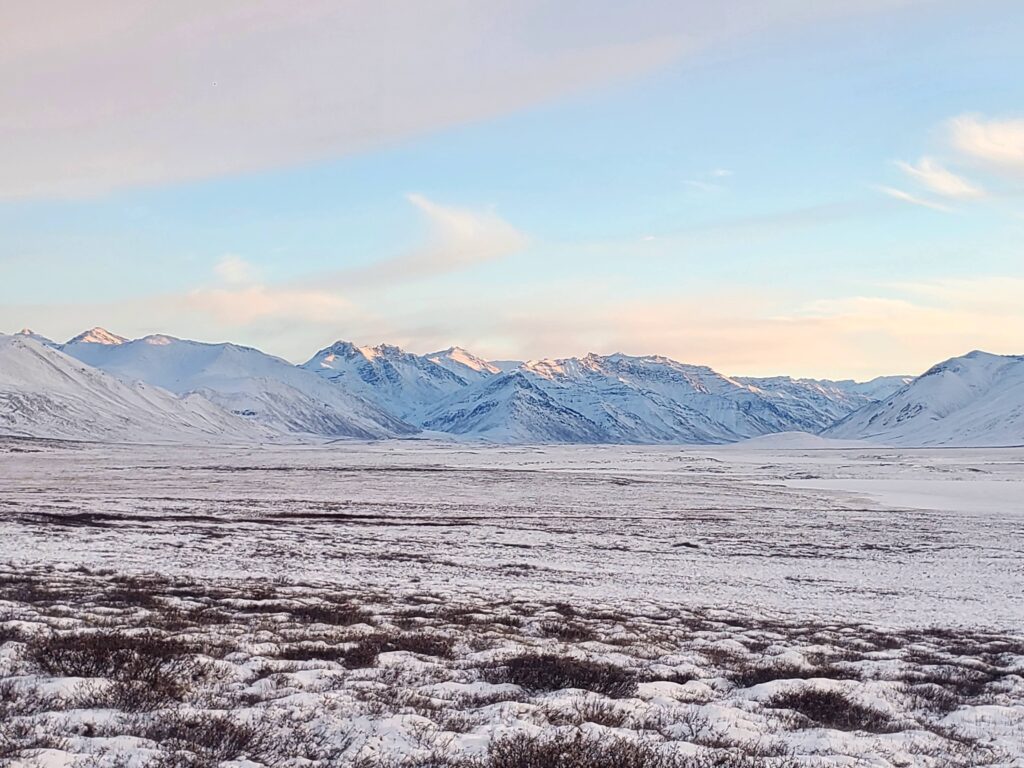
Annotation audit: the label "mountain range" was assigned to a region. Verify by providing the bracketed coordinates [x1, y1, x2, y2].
[1, 327, 1020, 447]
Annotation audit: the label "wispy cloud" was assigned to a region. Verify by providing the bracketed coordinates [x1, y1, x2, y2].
[884, 114, 1024, 213]
[190, 254, 347, 326]
[214, 254, 259, 285]
[895, 157, 984, 198]
[322, 195, 528, 288]
[682, 168, 734, 193]
[0, 2, 936, 200]
[877, 185, 952, 212]
[186, 194, 527, 330]
[948, 114, 1024, 175]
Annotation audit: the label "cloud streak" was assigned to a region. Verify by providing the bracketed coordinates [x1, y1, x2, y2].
[176, 194, 526, 330]
[1, 0, 934, 200]
[332, 195, 529, 288]
[895, 157, 984, 198]
[877, 186, 952, 212]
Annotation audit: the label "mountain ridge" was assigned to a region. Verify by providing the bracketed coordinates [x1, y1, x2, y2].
[824, 350, 1024, 446]
[6, 327, 1015, 446]
[59, 333, 415, 439]
[0, 335, 271, 444]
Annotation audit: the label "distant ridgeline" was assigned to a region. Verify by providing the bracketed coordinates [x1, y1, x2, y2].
[3, 328, 1020, 446]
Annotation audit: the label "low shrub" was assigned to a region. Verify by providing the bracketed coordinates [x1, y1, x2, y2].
[767, 687, 900, 733]
[134, 711, 271, 766]
[486, 654, 637, 698]
[28, 630, 203, 710]
[342, 632, 456, 668]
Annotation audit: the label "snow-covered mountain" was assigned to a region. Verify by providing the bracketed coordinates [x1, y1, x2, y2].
[65, 326, 128, 346]
[425, 346, 500, 380]
[824, 351, 1024, 446]
[12, 328, 59, 348]
[0, 335, 268, 444]
[422, 370, 608, 442]
[421, 353, 880, 444]
[14, 324, 1005, 447]
[61, 331, 415, 439]
[737, 375, 910, 430]
[301, 341, 474, 419]
[830, 375, 915, 401]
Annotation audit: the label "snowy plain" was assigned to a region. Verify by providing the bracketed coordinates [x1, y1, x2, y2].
[0, 438, 1022, 766]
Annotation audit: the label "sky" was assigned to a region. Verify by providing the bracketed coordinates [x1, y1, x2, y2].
[2, 0, 1023, 379]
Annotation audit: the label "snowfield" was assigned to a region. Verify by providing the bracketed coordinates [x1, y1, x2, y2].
[1, 439, 1021, 766]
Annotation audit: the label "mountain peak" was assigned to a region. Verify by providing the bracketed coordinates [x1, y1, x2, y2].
[140, 334, 179, 346]
[321, 340, 360, 355]
[960, 349, 1016, 362]
[427, 345, 500, 375]
[365, 343, 407, 359]
[67, 327, 127, 346]
[313, 340, 409, 364]
[12, 328, 58, 348]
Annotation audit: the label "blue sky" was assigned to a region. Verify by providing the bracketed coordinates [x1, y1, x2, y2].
[2, 0, 1023, 378]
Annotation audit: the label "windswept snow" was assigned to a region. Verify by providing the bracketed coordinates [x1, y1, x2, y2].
[2, 439, 1020, 627]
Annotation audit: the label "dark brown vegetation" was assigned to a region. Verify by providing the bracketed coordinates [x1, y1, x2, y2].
[766, 688, 901, 733]
[486, 653, 637, 697]
[0, 564, 1019, 767]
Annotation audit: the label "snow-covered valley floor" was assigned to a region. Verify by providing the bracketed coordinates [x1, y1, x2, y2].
[1, 439, 1022, 766]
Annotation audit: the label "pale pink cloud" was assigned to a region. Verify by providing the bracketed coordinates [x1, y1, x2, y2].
[948, 114, 1024, 174]
[320, 195, 529, 288]
[186, 285, 349, 326]
[214, 254, 260, 285]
